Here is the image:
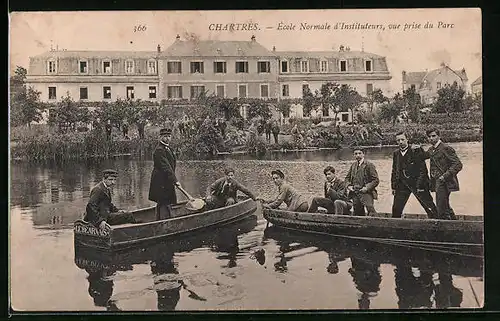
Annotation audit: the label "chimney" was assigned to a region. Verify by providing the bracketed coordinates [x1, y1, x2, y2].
[346, 46, 350, 51]
[251, 35, 256, 42]
[157, 44, 161, 53]
[440, 62, 446, 67]
[176, 34, 181, 41]
[272, 46, 276, 52]
[402, 71, 407, 82]
[339, 45, 344, 52]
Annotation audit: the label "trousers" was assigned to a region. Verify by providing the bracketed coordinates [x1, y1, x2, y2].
[392, 186, 438, 218]
[435, 180, 457, 220]
[308, 197, 352, 215]
[352, 193, 376, 216]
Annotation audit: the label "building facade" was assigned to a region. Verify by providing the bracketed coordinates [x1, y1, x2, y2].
[402, 63, 468, 105]
[471, 76, 482, 96]
[25, 36, 392, 120]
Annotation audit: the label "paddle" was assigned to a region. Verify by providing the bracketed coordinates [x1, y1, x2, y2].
[176, 185, 206, 211]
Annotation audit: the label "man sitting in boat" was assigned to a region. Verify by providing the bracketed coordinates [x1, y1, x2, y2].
[345, 148, 380, 216]
[205, 167, 257, 210]
[307, 165, 352, 215]
[84, 169, 137, 231]
[260, 170, 308, 212]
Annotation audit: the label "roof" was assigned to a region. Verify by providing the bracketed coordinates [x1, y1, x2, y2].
[162, 39, 276, 57]
[276, 50, 384, 59]
[31, 50, 158, 59]
[404, 71, 427, 84]
[471, 76, 482, 86]
[405, 66, 468, 85]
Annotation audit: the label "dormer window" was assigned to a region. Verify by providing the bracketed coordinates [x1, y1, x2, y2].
[339, 60, 347, 72]
[147, 59, 157, 74]
[47, 59, 57, 74]
[300, 60, 309, 73]
[102, 60, 112, 74]
[79, 60, 88, 74]
[320, 60, 328, 73]
[280, 60, 289, 73]
[365, 60, 373, 72]
[125, 59, 135, 74]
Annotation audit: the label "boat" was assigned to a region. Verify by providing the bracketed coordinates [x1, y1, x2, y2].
[74, 197, 257, 250]
[263, 209, 483, 257]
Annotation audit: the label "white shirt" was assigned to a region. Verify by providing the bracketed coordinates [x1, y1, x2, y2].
[434, 140, 442, 148]
[400, 146, 409, 156]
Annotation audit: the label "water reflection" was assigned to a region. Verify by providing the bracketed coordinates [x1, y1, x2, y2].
[150, 251, 182, 311]
[349, 258, 381, 309]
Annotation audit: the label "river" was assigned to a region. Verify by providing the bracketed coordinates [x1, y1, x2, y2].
[9, 142, 484, 311]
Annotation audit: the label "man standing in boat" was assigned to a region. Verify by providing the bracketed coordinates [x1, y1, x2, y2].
[307, 166, 352, 215]
[84, 169, 137, 231]
[391, 132, 438, 219]
[345, 148, 379, 216]
[414, 128, 463, 220]
[148, 128, 182, 220]
[205, 167, 257, 210]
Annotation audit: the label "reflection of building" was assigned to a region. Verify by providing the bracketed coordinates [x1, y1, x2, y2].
[470, 76, 482, 96]
[402, 63, 468, 104]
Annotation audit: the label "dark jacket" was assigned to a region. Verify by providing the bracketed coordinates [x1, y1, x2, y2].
[324, 178, 350, 202]
[206, 177, 256, 201]
[391, 147, 431, 191]
[148, 142, 178, 205]
[422, 142, 463, 192]
[84, 181, 119, 226]
[345, 160, 380, 199]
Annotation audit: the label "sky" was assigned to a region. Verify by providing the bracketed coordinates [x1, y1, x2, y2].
[9, 8, 482, 94]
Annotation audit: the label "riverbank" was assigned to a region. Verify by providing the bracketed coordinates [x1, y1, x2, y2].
[10, 122, 482, 163]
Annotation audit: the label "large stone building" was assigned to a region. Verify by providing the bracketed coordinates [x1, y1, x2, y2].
[402, 63, 468, 105]
[25, 36, 392, 119]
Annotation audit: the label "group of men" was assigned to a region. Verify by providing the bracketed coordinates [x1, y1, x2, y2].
[83, 126, 463, 231]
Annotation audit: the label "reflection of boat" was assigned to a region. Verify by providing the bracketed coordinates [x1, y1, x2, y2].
[263, 209, 483, 256]
[75, 215, 257, 311]
[74, 197, 257, 250]
[263, 226, 483, 278]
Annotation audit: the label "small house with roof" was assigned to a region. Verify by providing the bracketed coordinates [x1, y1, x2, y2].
[471, 76, 482, 96]
[402, 63, 468, 105]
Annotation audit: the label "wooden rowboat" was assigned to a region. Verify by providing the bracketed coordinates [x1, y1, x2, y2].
[263, 209, 483, 257]
[74, 197, 257, 250]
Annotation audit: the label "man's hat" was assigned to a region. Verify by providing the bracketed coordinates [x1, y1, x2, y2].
[271, 169, 285, 179]
[160, 128, 172, 136]
[102, 169, 118, 178]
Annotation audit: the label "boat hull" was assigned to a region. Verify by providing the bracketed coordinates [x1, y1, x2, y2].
[74, 198, 257, 250]
[263, 209, 483, 256]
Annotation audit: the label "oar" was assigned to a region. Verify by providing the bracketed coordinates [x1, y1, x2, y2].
[176, 185, 206, 211]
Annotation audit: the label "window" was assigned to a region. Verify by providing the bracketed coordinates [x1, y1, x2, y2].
[125, 60, 135, 74]
[410, 84, 416, 90]
[366, 83, 374, 95]
[167, 61, 182, 74]
[102, 60, 112, 74]
[149, 86, 157, 99]
[340, 60, 347, 72]
[300, 60, 309, 73]
[365, 60, 372, 72]
[103, 86, 112, 99]
[48, 87, 57, 100]
[190, 85, 205, 99]
[190, 61, 204, 74]
[214, 61, 227, 74]
[320, 60, 328, 73]
[167, 86, 183, 99]
[260, 84, 269, 98]
[79, 87, 88, 100]
[47, 59, 57, 74]
[437, 82, 442, 89]
[235, 61, 249, 73]
[281, 60, 289, 73]
[282, 84, 290, 97]
[79, 60, 88, 74]
[302, 84, 309, 94]
[126, 86, 135, 99]
[323, 107, 330, 117]
[148, 60, 157, 74]
[258, 61, 271, 73]
[342, 113, 349, 122]
[216, 85, 225, 97]
[238, 84, 247, 98]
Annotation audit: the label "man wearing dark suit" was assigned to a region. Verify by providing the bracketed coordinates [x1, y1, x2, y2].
[84, 169, 137, 231]
[308, 166, 352, 215]
[421, 128, 463, 220]
[345, 148, 379, 216]
[391, 132, 438, 218]
[148, 128, 182, 220]
[205, 167, 257, 210]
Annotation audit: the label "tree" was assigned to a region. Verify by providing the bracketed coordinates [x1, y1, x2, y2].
[434, 81, 466, 114]
[10, 66, 45, 127]
[302, 86, 317, 117]
[366, 88, 388, 113]
[379, 93, 404, 125]
[316, 82, 339, 118]
[247, 99, 272, 120]
[334, 84, 362, 123]
[403, 86, 422, 122]
[276, 99, 292, 119]
[48, 94, 90, 132]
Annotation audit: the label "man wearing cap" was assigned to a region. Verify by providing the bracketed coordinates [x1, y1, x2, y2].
[345, 148, 379, 216]
[205, 167, 257, 210]
[149, 128, 181, 220]
[84, 169, 137, 231]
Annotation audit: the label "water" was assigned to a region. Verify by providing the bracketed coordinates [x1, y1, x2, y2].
[9, 142, 484, 311]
